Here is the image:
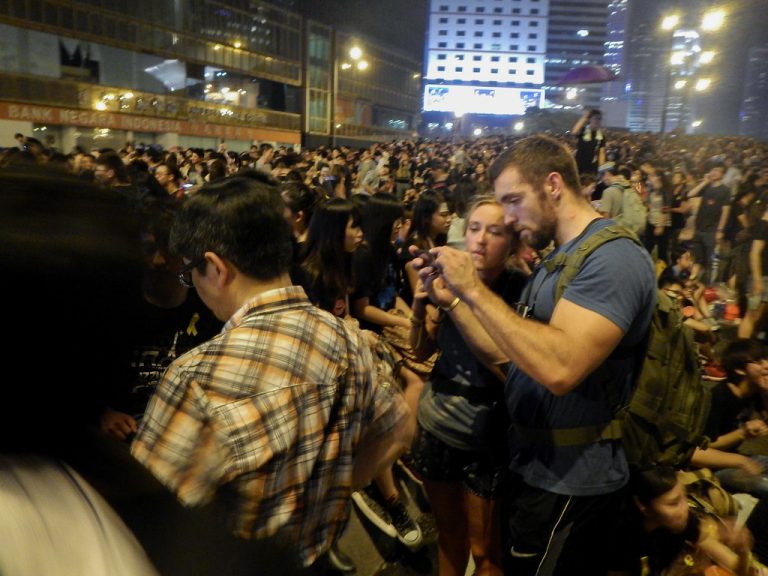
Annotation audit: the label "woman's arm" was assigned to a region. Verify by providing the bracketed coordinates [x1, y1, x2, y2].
[351, 296, 411, 329]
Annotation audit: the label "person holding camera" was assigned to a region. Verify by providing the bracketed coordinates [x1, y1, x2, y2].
[413, 135, 656, 575]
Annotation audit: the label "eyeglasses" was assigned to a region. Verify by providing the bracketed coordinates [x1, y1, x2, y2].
[177, 256, 205, 288]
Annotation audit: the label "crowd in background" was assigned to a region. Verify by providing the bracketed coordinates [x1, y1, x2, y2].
[3, 123, 768, 576]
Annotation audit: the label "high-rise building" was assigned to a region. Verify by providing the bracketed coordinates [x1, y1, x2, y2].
[739, 45, 768, 141]
[544, 0, 610, 110]
[0, 0, 421, 150]
[601, 0, 629, 127]
[423, 0, 547, 128]
[422, 0, 613, 132]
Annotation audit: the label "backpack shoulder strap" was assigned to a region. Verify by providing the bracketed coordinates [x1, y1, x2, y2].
[546, 224, 641, 304]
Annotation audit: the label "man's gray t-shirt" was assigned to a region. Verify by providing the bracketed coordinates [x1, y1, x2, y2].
[600, 184, 624, 219]
[506, 218, 656, 496]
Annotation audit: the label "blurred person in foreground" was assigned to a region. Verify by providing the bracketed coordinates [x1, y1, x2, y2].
[0, 169, 295, 576]
[131, 173, 412, 572]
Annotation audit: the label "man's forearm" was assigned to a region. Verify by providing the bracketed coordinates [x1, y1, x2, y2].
[445, 300, 509, 377]
[460, 284, 587, 395]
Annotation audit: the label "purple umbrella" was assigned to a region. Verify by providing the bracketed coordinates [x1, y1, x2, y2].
[556, 65, 618, 86]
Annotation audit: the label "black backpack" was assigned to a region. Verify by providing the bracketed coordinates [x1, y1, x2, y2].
[519, 224, 711, 469]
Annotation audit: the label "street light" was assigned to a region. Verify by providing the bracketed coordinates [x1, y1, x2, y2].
[661, 14, 681, 31]
[701, 9, 725, 32]
[659, 10, 724, 134]
[699, 51, 715, 65]
[332, 42, 370, 145]
[691, 119, 703, 128]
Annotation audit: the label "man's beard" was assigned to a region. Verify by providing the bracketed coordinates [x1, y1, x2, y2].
[527, 194, 558, 251]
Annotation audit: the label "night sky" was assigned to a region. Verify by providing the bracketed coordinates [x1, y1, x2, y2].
[270, 0, 768, 135]
[291, 0, 429, 60]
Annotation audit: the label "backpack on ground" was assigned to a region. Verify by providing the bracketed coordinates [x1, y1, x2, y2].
[616, 185, 648, 236]
[533, 224, 711, 470]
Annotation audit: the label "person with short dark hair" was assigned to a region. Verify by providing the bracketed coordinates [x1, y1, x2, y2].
[608, 467, 765, 576]
[686, 163, 732, 283]
[690, 339, 768, 499]
[414, 135, 656, 575]
[131, 174, 411, 570]
[572, 109, 606, 176]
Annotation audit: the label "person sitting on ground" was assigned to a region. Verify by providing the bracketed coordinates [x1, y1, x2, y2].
[690, 339, 768, 500]
[608, 466, 767, 576]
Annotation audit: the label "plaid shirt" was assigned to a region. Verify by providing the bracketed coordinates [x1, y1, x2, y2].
[132, 286, 407, 566]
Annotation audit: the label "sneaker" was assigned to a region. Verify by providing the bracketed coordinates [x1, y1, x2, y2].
[328, 542, 356, 574]
[702, 363, 727, 381]
[351, 486, 397, 538]
[397, 453, 424, 486]
[387, 497, 423, 550]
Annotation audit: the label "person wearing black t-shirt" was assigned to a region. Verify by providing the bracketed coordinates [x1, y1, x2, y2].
[687, 164, 732, 284]
[572, 109, 606, 176]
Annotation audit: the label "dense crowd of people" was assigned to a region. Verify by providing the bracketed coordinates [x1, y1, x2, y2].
[3, 119, 768, 576]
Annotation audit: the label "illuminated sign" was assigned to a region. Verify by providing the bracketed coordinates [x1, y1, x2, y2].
[423, 84, 543, 115]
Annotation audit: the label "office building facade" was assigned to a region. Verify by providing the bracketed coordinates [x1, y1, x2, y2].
[544, 0, 609, 110]
[739, 45, 768, 141]
[0, 0, 421, 150]
[422, 0, 611, 131]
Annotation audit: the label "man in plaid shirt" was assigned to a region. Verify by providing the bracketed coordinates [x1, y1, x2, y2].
[131, 174, 411, 570]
